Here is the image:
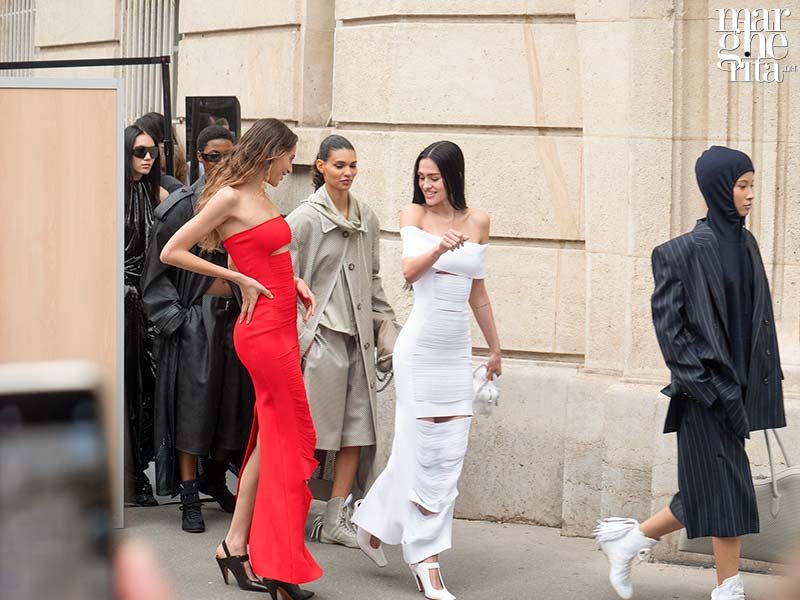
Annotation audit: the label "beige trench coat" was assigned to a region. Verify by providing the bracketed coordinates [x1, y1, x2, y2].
[286, 186, 398, 490]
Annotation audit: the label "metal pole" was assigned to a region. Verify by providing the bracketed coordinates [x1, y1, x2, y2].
[0, 55, 175, 175]
[160, 58, 174, 177]
[0, 56, 170, 70]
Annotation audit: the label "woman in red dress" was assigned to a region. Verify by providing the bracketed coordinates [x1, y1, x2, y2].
[161, 118, 322, 598]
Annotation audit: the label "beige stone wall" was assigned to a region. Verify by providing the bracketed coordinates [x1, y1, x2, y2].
[24, 0, 800, 561]
[33, 0, 121, 78]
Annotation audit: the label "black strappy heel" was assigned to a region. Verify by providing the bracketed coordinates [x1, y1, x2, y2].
[215, 540, 270, 593]
[262, 579, 314, 600]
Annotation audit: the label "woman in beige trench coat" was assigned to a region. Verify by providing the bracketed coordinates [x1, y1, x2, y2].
[287, 134, 398, 548]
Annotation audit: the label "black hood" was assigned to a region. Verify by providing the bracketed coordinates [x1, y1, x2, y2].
[694, 145, 754, 241]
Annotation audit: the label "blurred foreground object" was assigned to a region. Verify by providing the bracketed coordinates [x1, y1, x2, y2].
[778, 546, 800, 599]
[115, 540, 174, 600]
[0, 361, 112, 600]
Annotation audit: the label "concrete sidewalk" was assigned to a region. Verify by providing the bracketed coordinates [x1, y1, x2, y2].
[123, 501, 782, 600]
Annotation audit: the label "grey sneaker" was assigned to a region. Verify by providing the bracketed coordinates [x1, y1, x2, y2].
[319, 494, 358, 548]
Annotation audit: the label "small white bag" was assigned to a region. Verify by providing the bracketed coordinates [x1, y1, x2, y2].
[472, 362, 500, 416]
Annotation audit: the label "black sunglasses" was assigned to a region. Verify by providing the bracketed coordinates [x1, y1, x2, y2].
[132, 145, 159, 160]
[200, 151, 228, 163]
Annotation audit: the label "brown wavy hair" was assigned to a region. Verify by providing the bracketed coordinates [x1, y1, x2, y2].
[196, 118, 298, 251]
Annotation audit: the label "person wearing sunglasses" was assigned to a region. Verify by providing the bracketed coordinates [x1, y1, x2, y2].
[141, 126, 254, 535]
[123, 124, 162, 508]
[191, 125, 236, 196]
[135, 111, 189, 188]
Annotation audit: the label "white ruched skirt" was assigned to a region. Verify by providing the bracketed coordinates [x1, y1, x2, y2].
[352, 271, 473, 564]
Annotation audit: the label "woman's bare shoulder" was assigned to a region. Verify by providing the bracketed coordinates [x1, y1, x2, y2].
[203, 185, 241, 212]
[400, 202, 425, 227]
[466, 208, 490, 241]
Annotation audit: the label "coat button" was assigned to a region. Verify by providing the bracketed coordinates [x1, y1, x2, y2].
[370, 382, 375, 390]
[348, 263, 355, 271]
[765, 349, 771, 356]
[357, 303, 362, 310]
[762, 377, 769, 384]
[363, 342, 371, 350]
[763, 319, 770, 326]
[342, 231, 350, 238]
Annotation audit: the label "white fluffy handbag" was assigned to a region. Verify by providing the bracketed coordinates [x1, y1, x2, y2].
[678, 429, 800, 564]
[473, 363, 500, 416]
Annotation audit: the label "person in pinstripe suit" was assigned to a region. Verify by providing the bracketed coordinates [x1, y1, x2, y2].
[595, 146, 786, 600]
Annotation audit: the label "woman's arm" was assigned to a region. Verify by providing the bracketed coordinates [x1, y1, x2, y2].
[160, 187, 272, 323]
[400, 204, 468, 283]
[651, 244, 729, 407]
[469, 210, 500, 378]
[369, 211, 396, 320]
[470, 279, 501, 378]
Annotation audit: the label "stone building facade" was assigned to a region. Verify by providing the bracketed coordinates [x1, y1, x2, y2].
[18, 0, 800, 562]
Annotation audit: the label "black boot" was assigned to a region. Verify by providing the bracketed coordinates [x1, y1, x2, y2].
[179, 479, 205, 533]
[199, 459, 237, 513]
[129, 477, 158, 507]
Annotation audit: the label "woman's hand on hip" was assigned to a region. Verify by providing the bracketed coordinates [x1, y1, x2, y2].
[295, 277, 316, 322]
[239, 275, 272, 324]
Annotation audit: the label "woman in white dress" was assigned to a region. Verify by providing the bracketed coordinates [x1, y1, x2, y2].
[351, 141, 502, 600]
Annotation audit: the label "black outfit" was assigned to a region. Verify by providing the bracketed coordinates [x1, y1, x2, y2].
[190, 173, 205, 195]
[651, 146, 786, 539]
[698, 147, 755, 386]
[141, 183, 254, 497]
[124, 180, 158, 500]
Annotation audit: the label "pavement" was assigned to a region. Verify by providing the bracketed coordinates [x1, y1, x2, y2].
[122, 498, 784, 600]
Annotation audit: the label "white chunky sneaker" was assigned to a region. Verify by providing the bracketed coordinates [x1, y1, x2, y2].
[319, 494, 358, 548]
[594, 518, 658, 599]
[711, 574, 746, 600]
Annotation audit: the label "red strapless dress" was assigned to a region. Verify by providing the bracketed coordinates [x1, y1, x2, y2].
[223, 216, 322, 584]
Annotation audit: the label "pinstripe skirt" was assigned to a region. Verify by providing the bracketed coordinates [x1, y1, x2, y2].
[670, 397, 759, 539]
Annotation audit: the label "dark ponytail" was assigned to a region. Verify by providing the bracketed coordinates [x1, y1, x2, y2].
[313, 134, 355, 190]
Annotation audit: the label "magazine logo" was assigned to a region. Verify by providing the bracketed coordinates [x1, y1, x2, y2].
[717, 8, 791, 82]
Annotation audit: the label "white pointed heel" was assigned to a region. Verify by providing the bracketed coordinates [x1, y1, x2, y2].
[408, 562, 456, 600]
[356, 525, 387, 567]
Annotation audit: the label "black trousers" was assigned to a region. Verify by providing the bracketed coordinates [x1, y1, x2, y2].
[124, 286, 157, 493]
[670, 397, 759, 539]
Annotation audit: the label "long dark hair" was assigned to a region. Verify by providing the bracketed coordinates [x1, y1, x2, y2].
[197, 118, 298, 251]
[412, 141, 466, 210]
[134, 111, 187, 183]
[313, 134, 355, 190]
[124, 125, 161, 203]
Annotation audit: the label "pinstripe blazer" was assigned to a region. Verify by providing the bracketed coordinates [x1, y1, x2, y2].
[651, 219, 786, 439]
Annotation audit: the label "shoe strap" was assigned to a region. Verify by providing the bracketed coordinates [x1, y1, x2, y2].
[416, 562, 441, 571]
[221, 539, 250, 563]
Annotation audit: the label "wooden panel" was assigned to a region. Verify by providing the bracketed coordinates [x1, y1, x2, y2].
[0, 85, 121, 523]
